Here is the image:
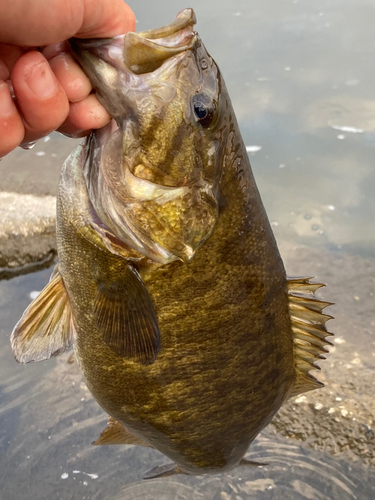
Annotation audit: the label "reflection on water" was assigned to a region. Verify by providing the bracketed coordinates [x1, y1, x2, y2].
[1, 0, 375, 498]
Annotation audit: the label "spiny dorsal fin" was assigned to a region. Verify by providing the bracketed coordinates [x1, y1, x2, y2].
[93, 416, 152, 447]
[94, 265, 160, 365]
[286, 276, 325, 293]
[287, 276, 333, 398]
[11, 266, 73, 363]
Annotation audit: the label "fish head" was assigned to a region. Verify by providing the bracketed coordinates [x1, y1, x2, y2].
[70, 9, 228, 264]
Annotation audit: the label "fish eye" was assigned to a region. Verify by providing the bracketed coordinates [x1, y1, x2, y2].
[194, 101, 208, 119]
[192, 94, 214, 128]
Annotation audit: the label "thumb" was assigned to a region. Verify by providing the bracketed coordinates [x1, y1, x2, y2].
[0, 0, 135, 47]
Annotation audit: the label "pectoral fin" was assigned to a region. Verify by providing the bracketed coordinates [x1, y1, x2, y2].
[11, 266, 73, 363]
[94, 265, 160, 365]
[93, 416, 151, 447]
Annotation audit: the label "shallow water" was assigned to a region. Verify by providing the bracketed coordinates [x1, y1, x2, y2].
[1, 0, 375, 498]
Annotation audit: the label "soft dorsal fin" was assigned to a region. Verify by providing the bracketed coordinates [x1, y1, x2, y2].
[143, 463, 183, 480]
[287, 276, 334, 398]
[239, 458, 268, 467]
[93, 416, 152, 447]
[11, 266, 73, 363]
[94, 265, 160, 365]
[144, 457, 267, 480]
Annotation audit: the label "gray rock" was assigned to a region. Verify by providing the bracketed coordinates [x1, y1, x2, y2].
[0, 192, 56, 275]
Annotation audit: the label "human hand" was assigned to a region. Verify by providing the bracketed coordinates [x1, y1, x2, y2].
[0, 0, 135, 157]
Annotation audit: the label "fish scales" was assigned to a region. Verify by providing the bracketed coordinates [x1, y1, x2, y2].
[11, 9, 332, 478]
[57, 142, 293, 473]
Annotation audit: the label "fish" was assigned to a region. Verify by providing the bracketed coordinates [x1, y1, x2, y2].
[10, 9, 333, 478]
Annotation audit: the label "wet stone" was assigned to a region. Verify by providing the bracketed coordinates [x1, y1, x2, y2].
[0, 192, 57, 275]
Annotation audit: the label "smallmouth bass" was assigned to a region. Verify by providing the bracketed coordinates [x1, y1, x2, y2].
[11, 9, 333, 478]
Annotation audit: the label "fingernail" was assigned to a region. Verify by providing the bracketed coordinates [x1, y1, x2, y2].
[25, 58, 57, 98]
[0, 82, 16, 118]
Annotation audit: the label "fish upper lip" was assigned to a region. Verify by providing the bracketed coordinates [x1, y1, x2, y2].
[137, 8, 196, 42]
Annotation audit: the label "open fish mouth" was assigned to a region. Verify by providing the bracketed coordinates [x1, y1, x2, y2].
[70, 9, 198, 77]
[128, 8, 198, 73]
[68, 9, 200, 130]
[138, 8, 196, 40]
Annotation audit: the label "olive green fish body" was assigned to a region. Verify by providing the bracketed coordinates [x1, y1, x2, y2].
[56, 124, 294, 473]
[11, 9, 332, 477]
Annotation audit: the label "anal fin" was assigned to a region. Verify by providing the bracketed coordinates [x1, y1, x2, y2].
[94, 265, 160, 365]
[93, 416, 151, 447]
[11, 265, 73, 363]
[287, 276, 334, 397]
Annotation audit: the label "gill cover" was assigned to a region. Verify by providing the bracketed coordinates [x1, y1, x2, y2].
[70, 9, 224, 264]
